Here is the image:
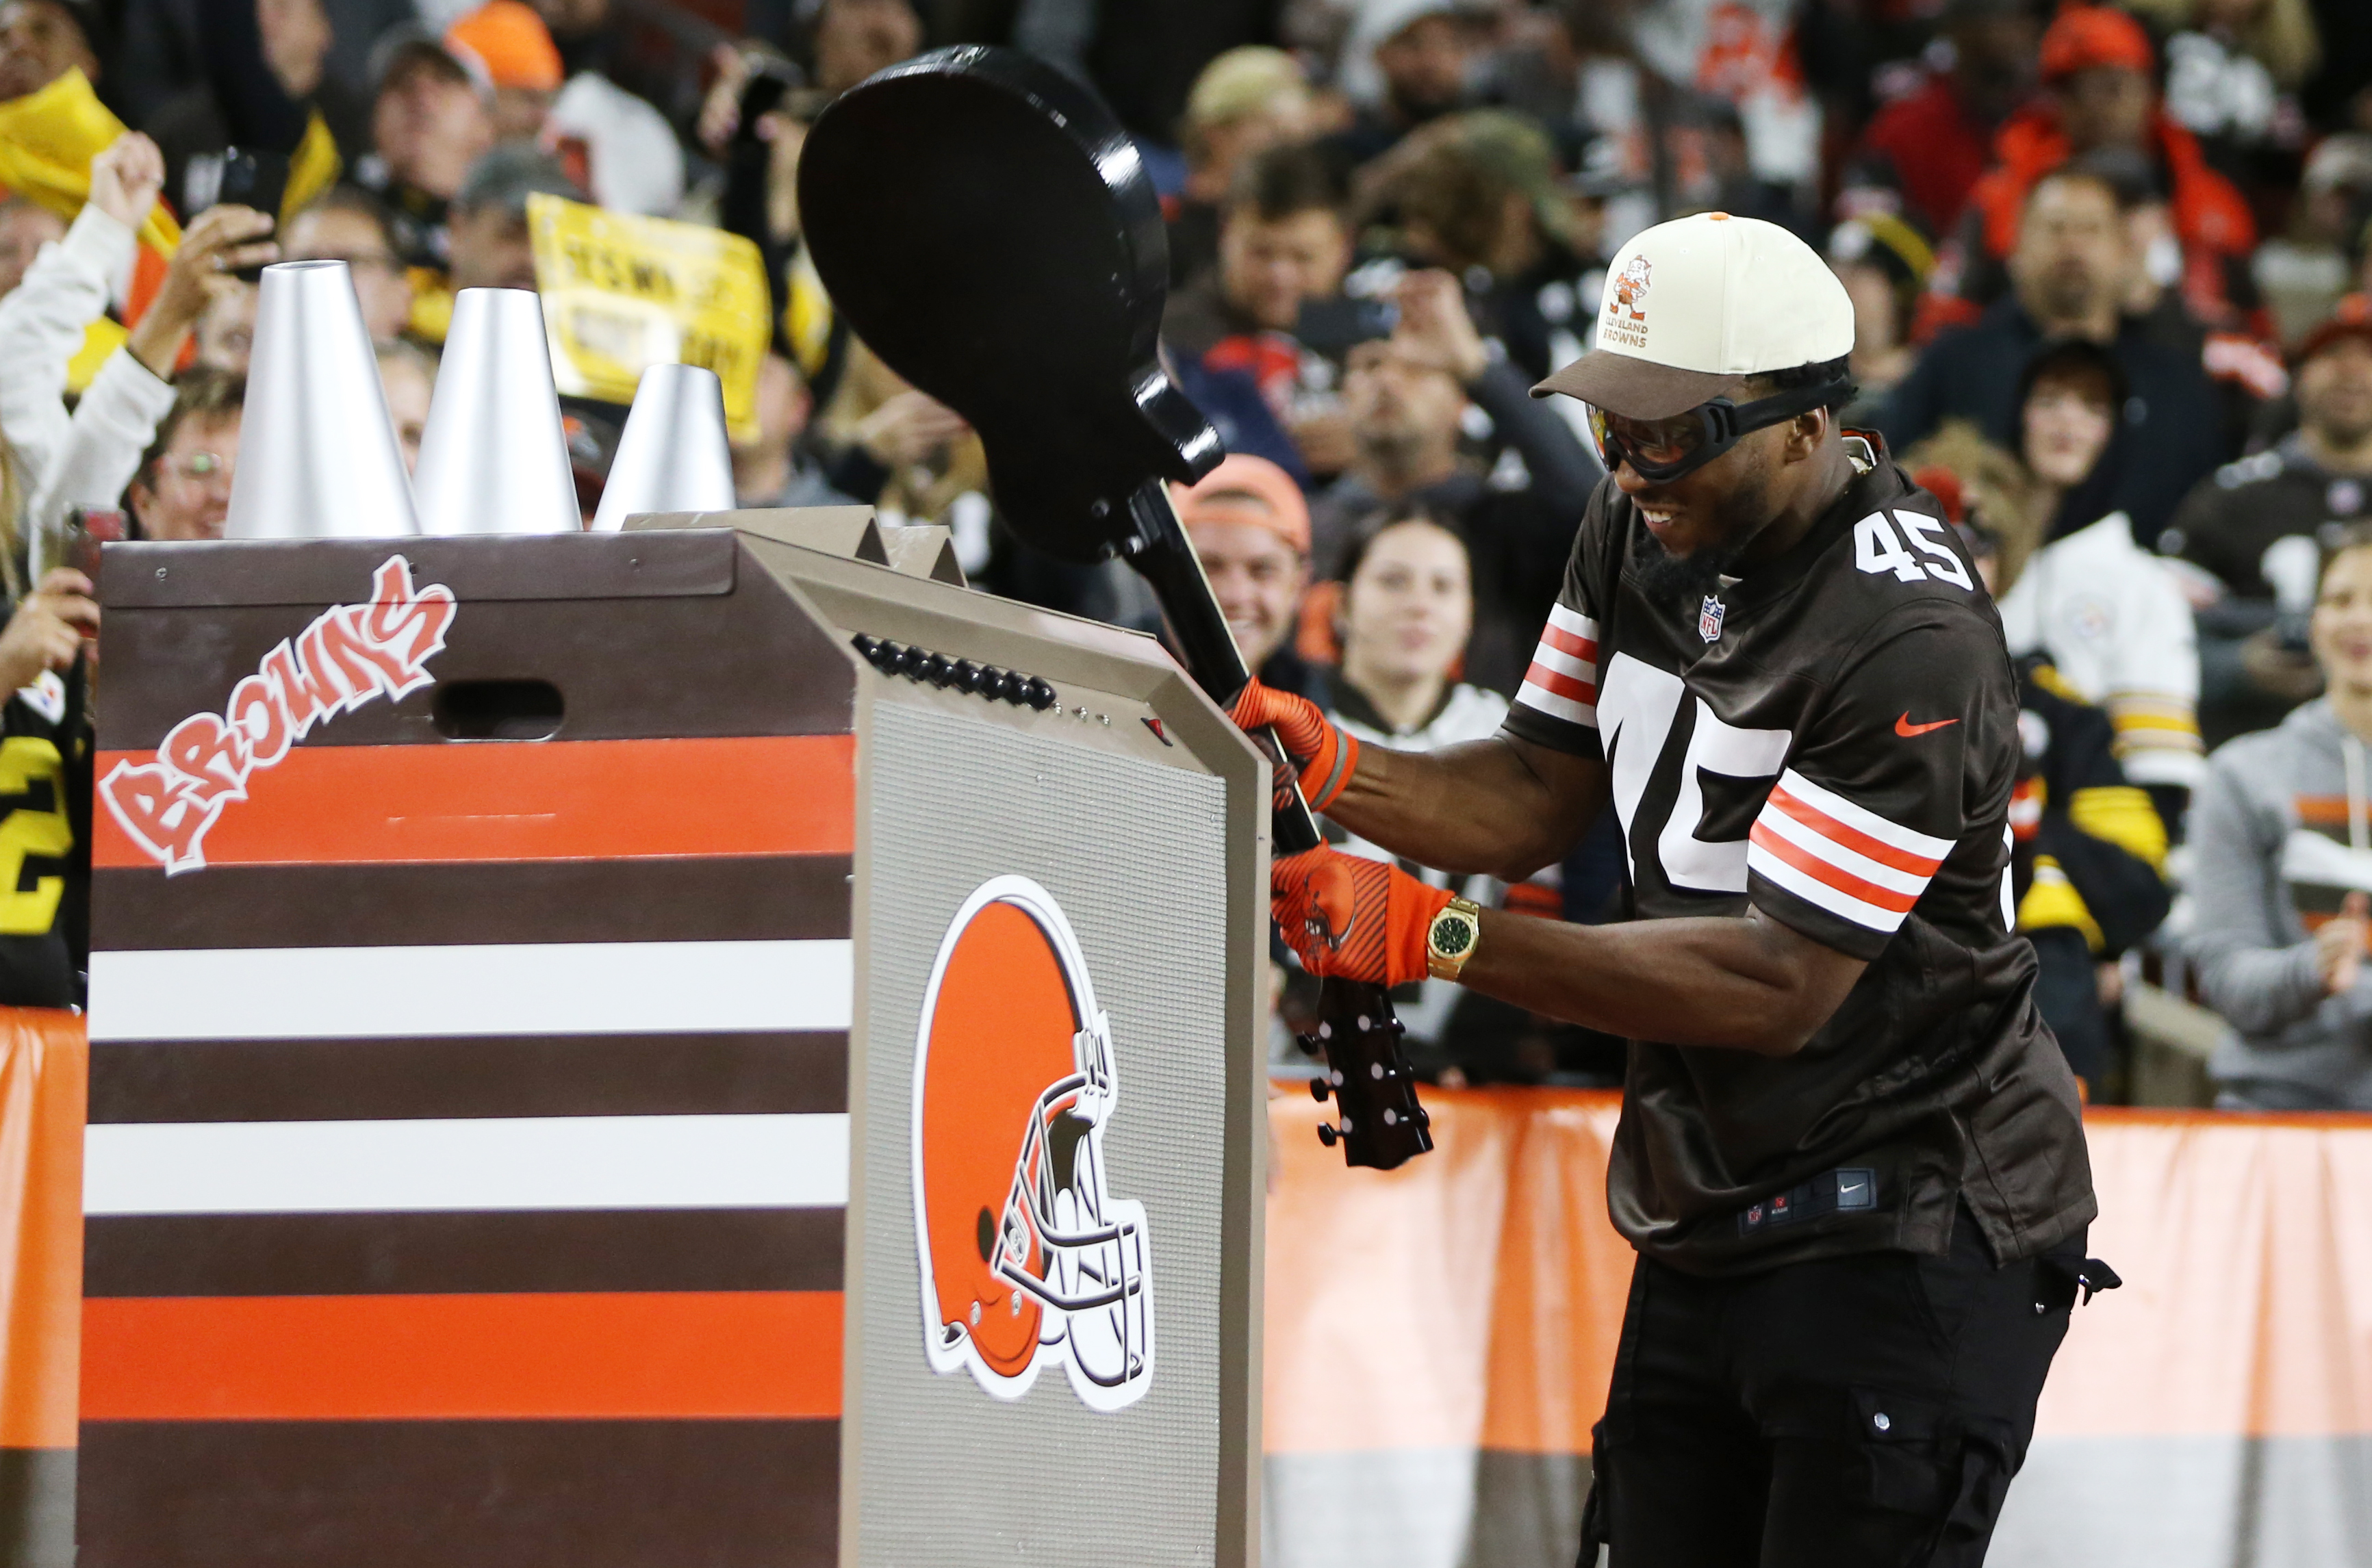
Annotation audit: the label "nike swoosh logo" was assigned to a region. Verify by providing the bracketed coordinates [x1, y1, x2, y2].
[1896, 713, 1959, 737]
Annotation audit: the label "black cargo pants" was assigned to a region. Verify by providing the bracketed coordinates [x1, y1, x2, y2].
[1577, 1207, 2107, 1567]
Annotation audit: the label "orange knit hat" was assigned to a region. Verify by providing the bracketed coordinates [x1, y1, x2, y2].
[2039, 4, 2154, 83]
[446, 0, 563, 92]
[1169, 454, 1311, 556]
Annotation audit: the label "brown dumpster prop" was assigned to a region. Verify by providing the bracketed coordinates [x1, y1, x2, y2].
[77, 514, 1268, 1567]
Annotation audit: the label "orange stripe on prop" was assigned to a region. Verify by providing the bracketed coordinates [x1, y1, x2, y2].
[81, 1291, 843, 1421]
[1764, 785, 1942, 877]
[92, 735, 855, 869]
[1749, 821, 1919, 914]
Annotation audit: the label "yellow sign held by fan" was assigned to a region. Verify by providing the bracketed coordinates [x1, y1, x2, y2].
[526, 194, 767, 441]
[0, 70, 180, 255]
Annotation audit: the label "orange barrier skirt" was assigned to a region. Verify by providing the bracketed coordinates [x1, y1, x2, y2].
[0, 1010, 86, 1567]
[1262, 1088, 2372, 1568]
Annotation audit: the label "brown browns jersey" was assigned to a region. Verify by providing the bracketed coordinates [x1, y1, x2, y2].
[1502, 439, 2095, 1273]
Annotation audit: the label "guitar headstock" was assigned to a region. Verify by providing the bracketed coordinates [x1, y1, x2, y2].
[1297, 978, 1432, 1170]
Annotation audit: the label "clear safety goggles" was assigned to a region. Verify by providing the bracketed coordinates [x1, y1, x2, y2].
[1585, 379, 1852, 484]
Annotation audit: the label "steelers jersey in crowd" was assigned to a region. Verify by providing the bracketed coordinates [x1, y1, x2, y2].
[2007, 658, 2171, 955]
[1501, 436, 2093, 1274]
[2006, 657, 2172, 1085]
[0, 666, 88, 1009]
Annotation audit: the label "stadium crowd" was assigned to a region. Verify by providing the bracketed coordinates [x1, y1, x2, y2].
[1, 0, 2370, 1106]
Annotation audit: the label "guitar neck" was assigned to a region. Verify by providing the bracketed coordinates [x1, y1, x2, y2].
[1119, 478, 1323, 854]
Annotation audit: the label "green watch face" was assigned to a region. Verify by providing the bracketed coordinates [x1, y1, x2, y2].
[1433, 914, 1475, 957]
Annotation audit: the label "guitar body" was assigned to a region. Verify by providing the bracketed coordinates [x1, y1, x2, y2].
[798, 49, 1222, 562]
[800, 44, 1433, 1170]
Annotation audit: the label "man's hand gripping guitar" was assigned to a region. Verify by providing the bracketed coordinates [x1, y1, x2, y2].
[1268, 845, 1452, 987]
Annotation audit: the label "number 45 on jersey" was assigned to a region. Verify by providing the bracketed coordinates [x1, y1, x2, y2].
[1854, 511, 1973, 591]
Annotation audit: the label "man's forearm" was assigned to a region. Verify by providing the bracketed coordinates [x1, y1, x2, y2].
[1322, 734, 1599, 881]
[1457, 905, 1863, 1055]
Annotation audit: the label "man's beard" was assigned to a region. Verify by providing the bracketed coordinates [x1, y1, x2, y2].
[2314, 404, 2372, 448]
[1633, 530, 1742, 603]
[2032, 269, 2104, 326]
[1358, 424, 1430, 482]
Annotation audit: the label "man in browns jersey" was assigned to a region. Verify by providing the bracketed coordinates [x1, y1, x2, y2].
[1231, 212, 2113, 1567]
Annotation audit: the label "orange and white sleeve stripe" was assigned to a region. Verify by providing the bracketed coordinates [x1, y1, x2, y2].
[1747, 770, 1956, 936]
[1516, 605, 1600, 728]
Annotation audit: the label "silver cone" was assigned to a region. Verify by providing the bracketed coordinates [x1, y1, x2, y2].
[412, 288, 581, 536]
[225, 261, 419, 539]
[589, 363, 737, 531]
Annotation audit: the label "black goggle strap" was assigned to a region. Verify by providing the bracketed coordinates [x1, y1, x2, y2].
[1718, 377, 1857, 441]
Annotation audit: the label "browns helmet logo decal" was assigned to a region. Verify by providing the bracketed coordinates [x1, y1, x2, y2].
[913, 876, 1153, 1412]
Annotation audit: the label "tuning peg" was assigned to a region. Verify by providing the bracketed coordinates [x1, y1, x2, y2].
[1316, 1124, 1338, 1148]
[1308, 1077, 1329, 1102]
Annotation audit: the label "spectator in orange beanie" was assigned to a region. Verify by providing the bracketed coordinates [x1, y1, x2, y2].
[1170, 453, 1327, 705]
[446, 0, 562, 141]
[1962, 4, 2255, 325]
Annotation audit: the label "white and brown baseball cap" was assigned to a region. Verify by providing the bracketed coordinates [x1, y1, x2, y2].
[1533, 212, 1855, 420]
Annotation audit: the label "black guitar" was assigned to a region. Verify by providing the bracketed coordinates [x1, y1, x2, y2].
[798, 44, 1431, 1170]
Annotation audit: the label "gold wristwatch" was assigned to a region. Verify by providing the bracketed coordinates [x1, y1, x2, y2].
[1426, 895, 1483, 981]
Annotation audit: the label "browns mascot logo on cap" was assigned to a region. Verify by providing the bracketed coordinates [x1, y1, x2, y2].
[1608, 255, 1652, 344]
[912, 875, 1154, 1412]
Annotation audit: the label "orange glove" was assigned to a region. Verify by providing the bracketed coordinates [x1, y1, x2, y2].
[1229, 679, 1360, 814]
[1271, 847, 1453, 986]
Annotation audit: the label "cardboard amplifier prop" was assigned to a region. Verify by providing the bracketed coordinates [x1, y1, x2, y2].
[78, 510, 1269, 1567]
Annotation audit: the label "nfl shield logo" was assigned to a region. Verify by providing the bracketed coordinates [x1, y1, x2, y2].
[1698, 595, 1726, 643]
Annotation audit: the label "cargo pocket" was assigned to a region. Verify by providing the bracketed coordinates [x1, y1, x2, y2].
[1845, 1390, 2015, 1568]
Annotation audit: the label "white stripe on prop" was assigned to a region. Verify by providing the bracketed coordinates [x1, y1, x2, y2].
[88, 939, 855, 1042]
[1774, 770, 1955, 861]
[1516, 681, 1596, 727]
[1755, 800, 1933, 897]
[1748, 841, 1908, 934]
[1546, 603, 1599, 638]
[84, 1113, 852, 1215]
[1527, 643, 1596, 682]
